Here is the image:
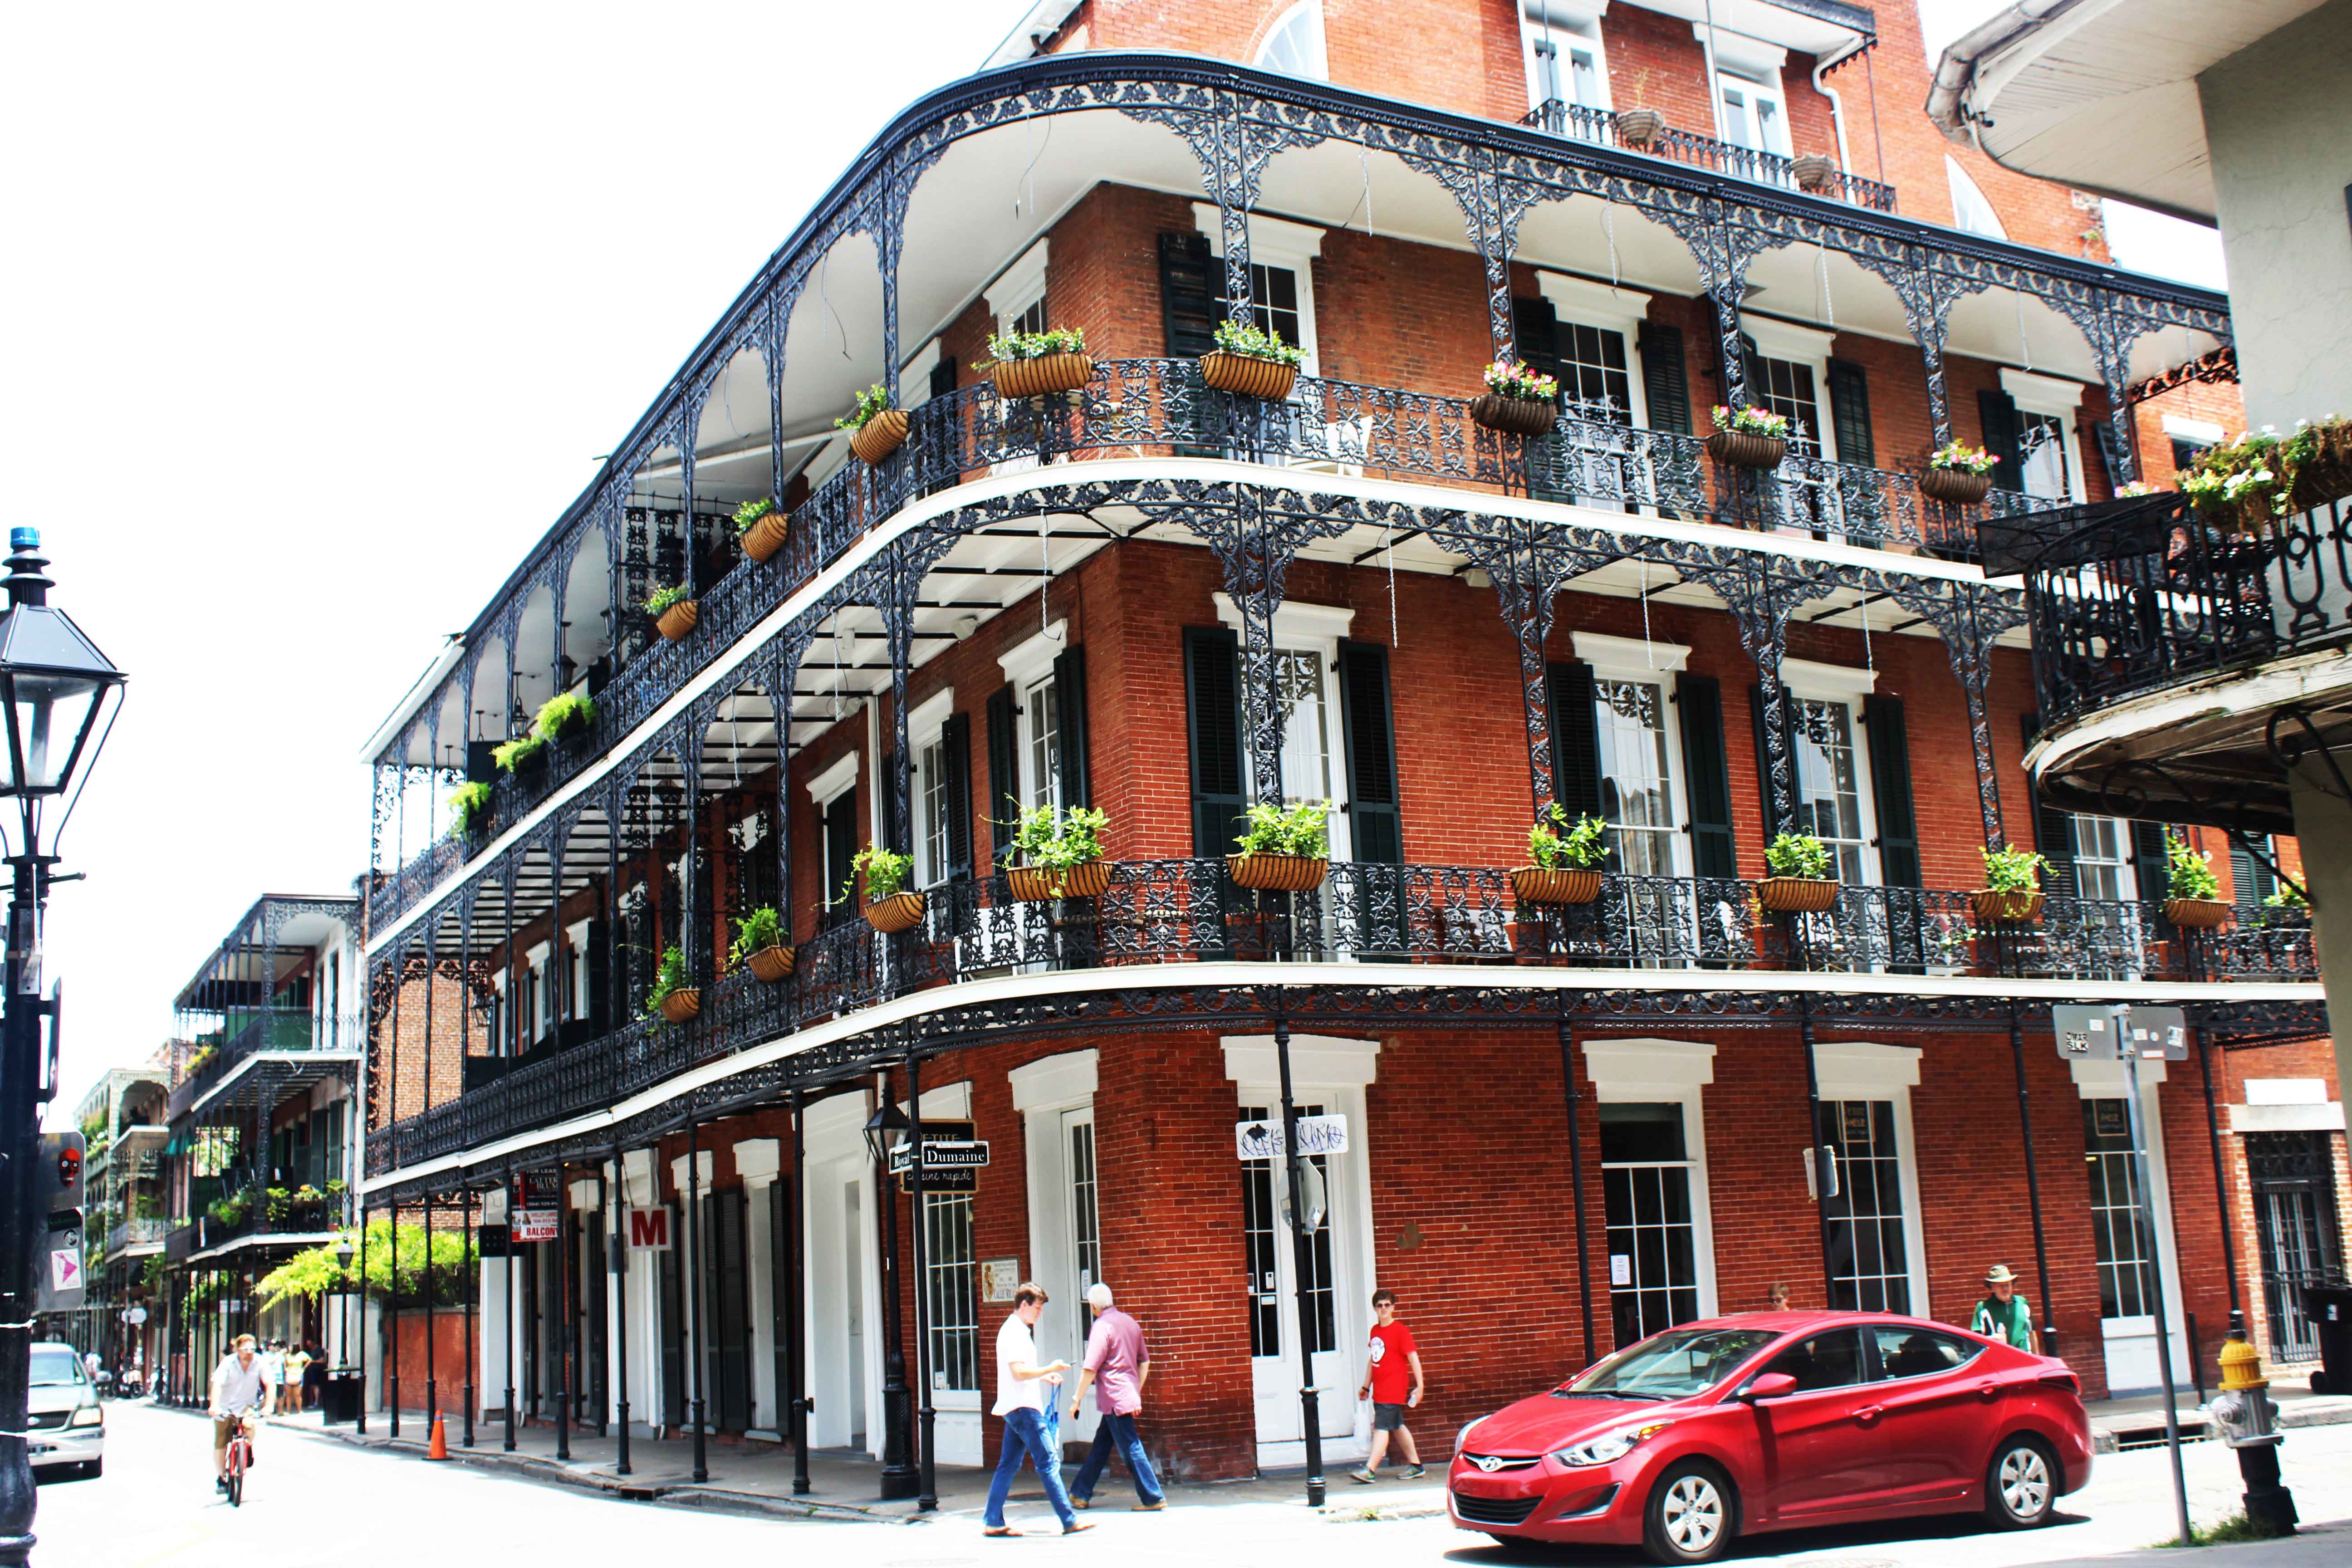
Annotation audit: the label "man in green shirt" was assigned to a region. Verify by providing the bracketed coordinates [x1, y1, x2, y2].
[1971, 1264, 2038, 1350]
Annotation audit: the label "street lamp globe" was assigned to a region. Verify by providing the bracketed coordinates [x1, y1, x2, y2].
[0, 529, 124, 804]
[863, 1099, 909, 1170]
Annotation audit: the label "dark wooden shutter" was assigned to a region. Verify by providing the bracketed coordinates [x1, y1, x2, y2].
[1511, 294, 1563, 388]
[2092, 419, 2129, 497]
[710, 1186, 751, 1430]
[1638, 322, 1691, 435]
[878, 749, 902, 861]
[1862, 695, 1920, 887]
[1676, 675, 1737, 879]
[1158, 232, 1219, 360]
[2230, 835, 2277, 907]
[587, 917, 611, 1036]
[767, 1183, 791, 1439]
[928, 355, 956, 403]
[658, 1214, 684, 1425]
[1749, 683, 1786, 840]
[1184, 627, 1247, 857]
[823, 790, 858, 926]
[985, 684, 1018, 861]
[1979, 388, 2024, 480]
[941, 711, 973, 879]
[2131, 821, 2168, 907]
[1825, 358, 1876, 467]
[1545, 661, 1603, 821]
[1053, 645, 1091, 810]
[1338, 642, 1403, 864]
[2020, 712, 2075, 896]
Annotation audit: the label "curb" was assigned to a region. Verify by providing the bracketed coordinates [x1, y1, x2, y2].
[2091, 1396, 2352, 1455]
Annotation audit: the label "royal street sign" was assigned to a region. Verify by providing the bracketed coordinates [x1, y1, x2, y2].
[1235, 1113, 1349, 1160]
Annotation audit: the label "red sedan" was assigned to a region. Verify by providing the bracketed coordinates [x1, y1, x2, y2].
[1448, 1311, 2092, 1563]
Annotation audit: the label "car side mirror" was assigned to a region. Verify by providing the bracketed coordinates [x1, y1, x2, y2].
[1741, 1372, 1798, 1403]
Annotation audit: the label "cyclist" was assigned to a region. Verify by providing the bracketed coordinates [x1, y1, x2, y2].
[208, 1333, 272, 1493]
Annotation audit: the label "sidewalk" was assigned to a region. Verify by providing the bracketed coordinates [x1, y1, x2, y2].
[2088, 1368, 2352, 1453]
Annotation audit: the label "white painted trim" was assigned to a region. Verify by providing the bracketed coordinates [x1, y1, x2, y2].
[2001, 368, 2087, 410]
[1009, 1049, 1100, 1113]
[734, 1138, 783, 1183]
[1742, 315, 1837, 363]
[807, 750, 859, 806]
[623, 1148, 657, 1208]
[903, 1080, 974, 1121]
[1699, 24, 1788, 76]
[1581, 1037, 1716, 1101]
[997, 621, 1068, 689]
[1221, 1032, 1381, 1088]
[1211, 593, 1357, 641]
[669, 1149, 714, 1196]
[2245, 1077, 2329, 1105]
[985, 239, 1051, 327]
[2230, 1101, 2347, 1133]
[1522, 0, 1609, 26]
[1574, 630, 1691, 675]
[1781, 656, 1878, 700]
[907, 686, 956, 749]
[568, 1177, 600, 1209]
[1191, 204, 1327, 262]
[2069, 1055, 2171, 1093]
[1537, 271, 1651, 326]
[2161, 414, 2225, 445]
[1812, 1040, 1923, 1096]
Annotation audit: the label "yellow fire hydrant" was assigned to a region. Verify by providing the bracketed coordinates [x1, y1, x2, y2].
[2210, 1332, 2297, 1535]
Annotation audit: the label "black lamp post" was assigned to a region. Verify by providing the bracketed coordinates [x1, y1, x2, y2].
[0, 529, 125, 1567]
[862, 1093, 916, 1500]
[336, 1237, 357, 1377]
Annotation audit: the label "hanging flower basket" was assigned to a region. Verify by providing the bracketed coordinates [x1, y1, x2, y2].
[863, 890, 926, 935]
[1227, 852, 1328, 892]
[2163, 897, 2231, 930]
[744, 945, 796, 983]
[1707, 430, 1787, 470]
[740, 509, 791, 564]
[850, 408, 910, 466]
[1510, 866, 1603, 906]
[655, 600, 699, 642]
[1616, 108, 1665, 149]
[1200, 352, 1298, 402]
[658, 988, 701, 1025]
[1970, 889, 2045, 925]
[1921, 467, 1993, 505]
[992, 352, 1094, 400]
[1790, 154, 1840, 192]
[1470, 394, 1559, 438]
[1007, 861, 1114, 902]
[1757, 876, 1839, 914]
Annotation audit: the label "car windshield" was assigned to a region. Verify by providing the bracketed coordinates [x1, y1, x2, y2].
[29, 1348, 81, 1388]
[1558, 1327, 1779, 1400]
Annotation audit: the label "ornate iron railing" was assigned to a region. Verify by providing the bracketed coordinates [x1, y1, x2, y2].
[1521, 101, 1898, 212]
[366, 862, 2315, 1176]
[2024, 495, 2352, 730]
[165, 1011, 361, 1124]
[369, 358, 2057, 928]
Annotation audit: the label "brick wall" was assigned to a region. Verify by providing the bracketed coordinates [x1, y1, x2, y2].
[370, 970, 470, 1129]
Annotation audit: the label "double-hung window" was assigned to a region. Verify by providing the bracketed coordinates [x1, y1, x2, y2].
[1783, 659, 1881, 887]
[807, 751, 860, 930]
[906, 690, 957, 891]
[566, 920, 592, 1022]
[2003, 371, 2088, 504]
[1213, 597, 1356, 862]
[1519, 3, 1612, 138]
[1717, 73, 1790, 157]
[1190, 206, 1322, 376]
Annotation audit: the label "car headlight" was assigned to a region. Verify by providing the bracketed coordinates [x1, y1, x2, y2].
[1552, 1421, 1671, 1467]
[68, 1406, 102, 1428]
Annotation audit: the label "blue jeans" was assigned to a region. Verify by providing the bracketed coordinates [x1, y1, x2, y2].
[1071, 1411, 1163, 1505]
[985, 1406, 1076, 1529]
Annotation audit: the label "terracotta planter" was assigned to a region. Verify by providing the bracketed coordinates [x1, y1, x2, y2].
[2290, 428, 2352, 513]
[1971, 888, 2045, 925]
[1471, 394, 1559, 438]
[1200, 352, 1298, 402]
[1791, 154, 1840, 192]
[1511, 866, 1604, 906]
[1921, 467, 1993, 505]
[1757, 877, 1839, 914]
[740, 509, 790, 564]
[2163, 897, 2231, 930]
[654, 600, 699, 641]
[1616, 108, 1665, 148]
[1707, 430, 1787, 470]
[849, 408, 909, 466]
[863, 890, 926, 935]
[1227, 852, 1328, 892]
[744, 945, 795, 983]
[991, 352, 1093, 400]
[658, 989, 701, 1025]
[1007, 860, 1114, 902]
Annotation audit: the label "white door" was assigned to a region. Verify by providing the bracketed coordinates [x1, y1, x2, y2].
[843, 1179, 867, 1447]
[2083, 1091, 2193, 1394]
[1240, 1097, 1359, 1460]
[1026, 1106, 1104, 1420]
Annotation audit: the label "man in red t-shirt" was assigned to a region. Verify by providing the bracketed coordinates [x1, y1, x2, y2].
[1350, 1288, 1425, 1483]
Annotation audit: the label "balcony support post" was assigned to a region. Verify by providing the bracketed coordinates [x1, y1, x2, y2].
[1403, 145, 1521, 363]
[463, 1186, 476, 1448]
[1703, 553, 1821, 838]
[2008, 1001, 2061, 1356]
[501, 1159, 516, 1453]
[771, 632, 811, 953]
[906, 1046, 936, 1512]
[1865, 574, 2025, 848]
[502, 858, 518, 1059]
[424, 1196, 438, 1446]
[1194, 487, 1352, 808]
[356, 1204, 370, 1436]
[387, 1199, 402, 1439]
[604, 781, 622, 1033]
[787, 1089, 810, 1495]
[1796, 993, 1839, 1305]
[549, 828, 568, 1044]
[1271, 995, 1327, 1508]
[2193, 1024, 2246, 1330]
[764, 294, 787, 511]
[554, 1167, 570, 1461]
[688, 1119, 709, 1483]
[1557, 1003, 1596, 1365]
[1855, 254, 1966, 447]
[611, 1142, 632, 1476]
[2092, 302, 2143, 487]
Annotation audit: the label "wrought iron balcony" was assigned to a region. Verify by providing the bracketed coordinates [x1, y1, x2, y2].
[367, 860, 2312, 1176]
[166, 1009, 363, 1123]
[176, 1187, 350, 1255]
[1520, 100, 1897, 212]
[106, 1218, 167, 1255]
[368, 358, 2060, 930]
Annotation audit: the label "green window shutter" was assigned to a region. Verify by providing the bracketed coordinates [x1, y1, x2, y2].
[942, 711, 973, 881]
[1825, 357, 1875, 468]
[1862, 695, 1920, 888]
[1158, 232, 1219, 360]
[2230, 836, 2278, 907]
[985, 685, 1018, 861]
[1511, 294, 1563, 388]
[2130, 821, 2168, 907]
[823, 790, 858, 928]
[2020, 711, 2075, 895]
[1184, 627, 1247, 857]
[1052, 645, 1091, 810]
[1545, 661, 1603, 821]
[1676, 675, 1738, 879]
[1339, 642, 1403, 865]
[1637, 322, 1691, 435]
[878, 750, 902, 860]
[1979, 388, 2024, 480]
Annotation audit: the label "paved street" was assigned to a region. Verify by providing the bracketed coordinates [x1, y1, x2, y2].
[34, 1400, 2352, 1568]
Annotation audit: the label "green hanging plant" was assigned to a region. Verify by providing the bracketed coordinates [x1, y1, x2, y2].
[642, 943, 691, 1018]
[1233, 799, 1329, 858]
[2165, 833, 2220, 902]
[1764, 832, 1833, 881]
[1980, 844, 2051, 894]
[848, 843, 913, 903]
[448, 781, 493, 839]
[1528, 804, 1607, 870]
[534, 691, 594, 741]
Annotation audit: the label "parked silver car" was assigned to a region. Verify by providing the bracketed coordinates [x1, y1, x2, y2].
[29, 1343, 102, 1480]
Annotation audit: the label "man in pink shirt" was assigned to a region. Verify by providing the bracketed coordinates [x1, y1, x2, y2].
[1066, 1282, 1166, 1510]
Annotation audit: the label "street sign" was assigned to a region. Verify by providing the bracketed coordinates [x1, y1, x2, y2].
[2052, 1004, 2120, 1060]
[1235, 1112, 1349, 1160]
[510, 1209, 559, 1243]
[42, 1222, 83, 1312]
[888, 1139, 991, 1172]
[2127, 1006, 2190, 1061]
[889, 1121, 982, 1192]
[626, 1206, 672, 1251]
[510, 1169, 560, 1241]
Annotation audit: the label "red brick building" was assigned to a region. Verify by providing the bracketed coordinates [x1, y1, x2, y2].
[355, 0, 2339, 1497]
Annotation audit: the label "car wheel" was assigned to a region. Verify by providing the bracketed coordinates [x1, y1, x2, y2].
[1984, 1435, 2056, 1529]
[1643, 1460, 1735, 1565]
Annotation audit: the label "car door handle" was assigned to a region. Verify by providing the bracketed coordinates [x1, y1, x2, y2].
[1854, 1405, 1883, 1423]
[1977, 1381, 2001, 1401]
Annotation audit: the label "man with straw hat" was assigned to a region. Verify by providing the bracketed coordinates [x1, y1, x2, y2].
[1972, 1264, 2038, 1350]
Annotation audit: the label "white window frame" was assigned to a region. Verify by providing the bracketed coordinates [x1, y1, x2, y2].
[998, 623, 1066, 816]
[565, 920, 591, 1021]
[1945, 156, 2009, 240]
[1191, 206, 1324, 377]
[1782, 658, 1881, 887]
[525, 941, 551, 1044]
[1519, 2, 1614, 118]
[1009, 1049, 1102, 1414]
[1536, 273, 1652, 428]
[1812, 1042, 1930, 1314]
[1253, 0, 1328, 81]
[1715, 70, 1793, 158]
[2001, 369, 2090, 505]
[2069, 1055, 2192, 1392]
[1743, 316, 1840, 462]
[1213, 595, 1356, 861]
[1581, 1037, 1720, 1328]
[2069, 815, 2139, 903]
[1575, 632, 1692, 879]
[985, 240, 1050, 341]
[906, 688, 956, 890]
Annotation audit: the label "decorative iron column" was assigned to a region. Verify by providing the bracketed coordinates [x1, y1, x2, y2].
[2008, 1003, 2060, 1354]
[463, 1188, 476, 1447]
[906, 1047, 936, 1511]
[1270, 995, 1326, 1508]
[1558, 1002, 1596, 1364]
[687, 1118, 708, 1484]
[611, 1143, 632, 1476]
[788, 1089, 810, 1496]
[874, 1065, 916, 1500]
[554, 1169, 571, 1462]
[1871, 575, 2025, 848]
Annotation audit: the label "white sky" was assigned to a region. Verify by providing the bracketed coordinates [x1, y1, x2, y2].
[13, 1, 2224, 1123]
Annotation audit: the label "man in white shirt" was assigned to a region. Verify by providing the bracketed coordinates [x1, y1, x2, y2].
[208, 1333, 272, 1492]
[982, 1282, 1089, 1537]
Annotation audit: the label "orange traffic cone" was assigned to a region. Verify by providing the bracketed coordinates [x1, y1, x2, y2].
[426, 1413, 450, 1461]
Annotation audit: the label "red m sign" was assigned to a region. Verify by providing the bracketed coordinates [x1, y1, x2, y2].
[627, 1207, 671, 1251]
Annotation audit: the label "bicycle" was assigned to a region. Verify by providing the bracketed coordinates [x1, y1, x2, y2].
[223, 1410, 260, 1507]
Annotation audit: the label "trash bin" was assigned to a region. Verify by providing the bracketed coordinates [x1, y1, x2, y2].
[319, 1370, 364, 1426]
[2303, 1281, 2352, 1395]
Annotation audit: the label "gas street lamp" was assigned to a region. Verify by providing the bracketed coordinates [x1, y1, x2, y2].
[0, 528, 125, 1567]
[862, 1094, 916, 1499]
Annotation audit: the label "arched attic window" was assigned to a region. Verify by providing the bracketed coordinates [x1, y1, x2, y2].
[1946, 156, 2009, 240]
[1255, 1, 1328, 81]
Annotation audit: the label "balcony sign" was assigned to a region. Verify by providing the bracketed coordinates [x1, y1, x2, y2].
[1235, 1113, 1349, 1160]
